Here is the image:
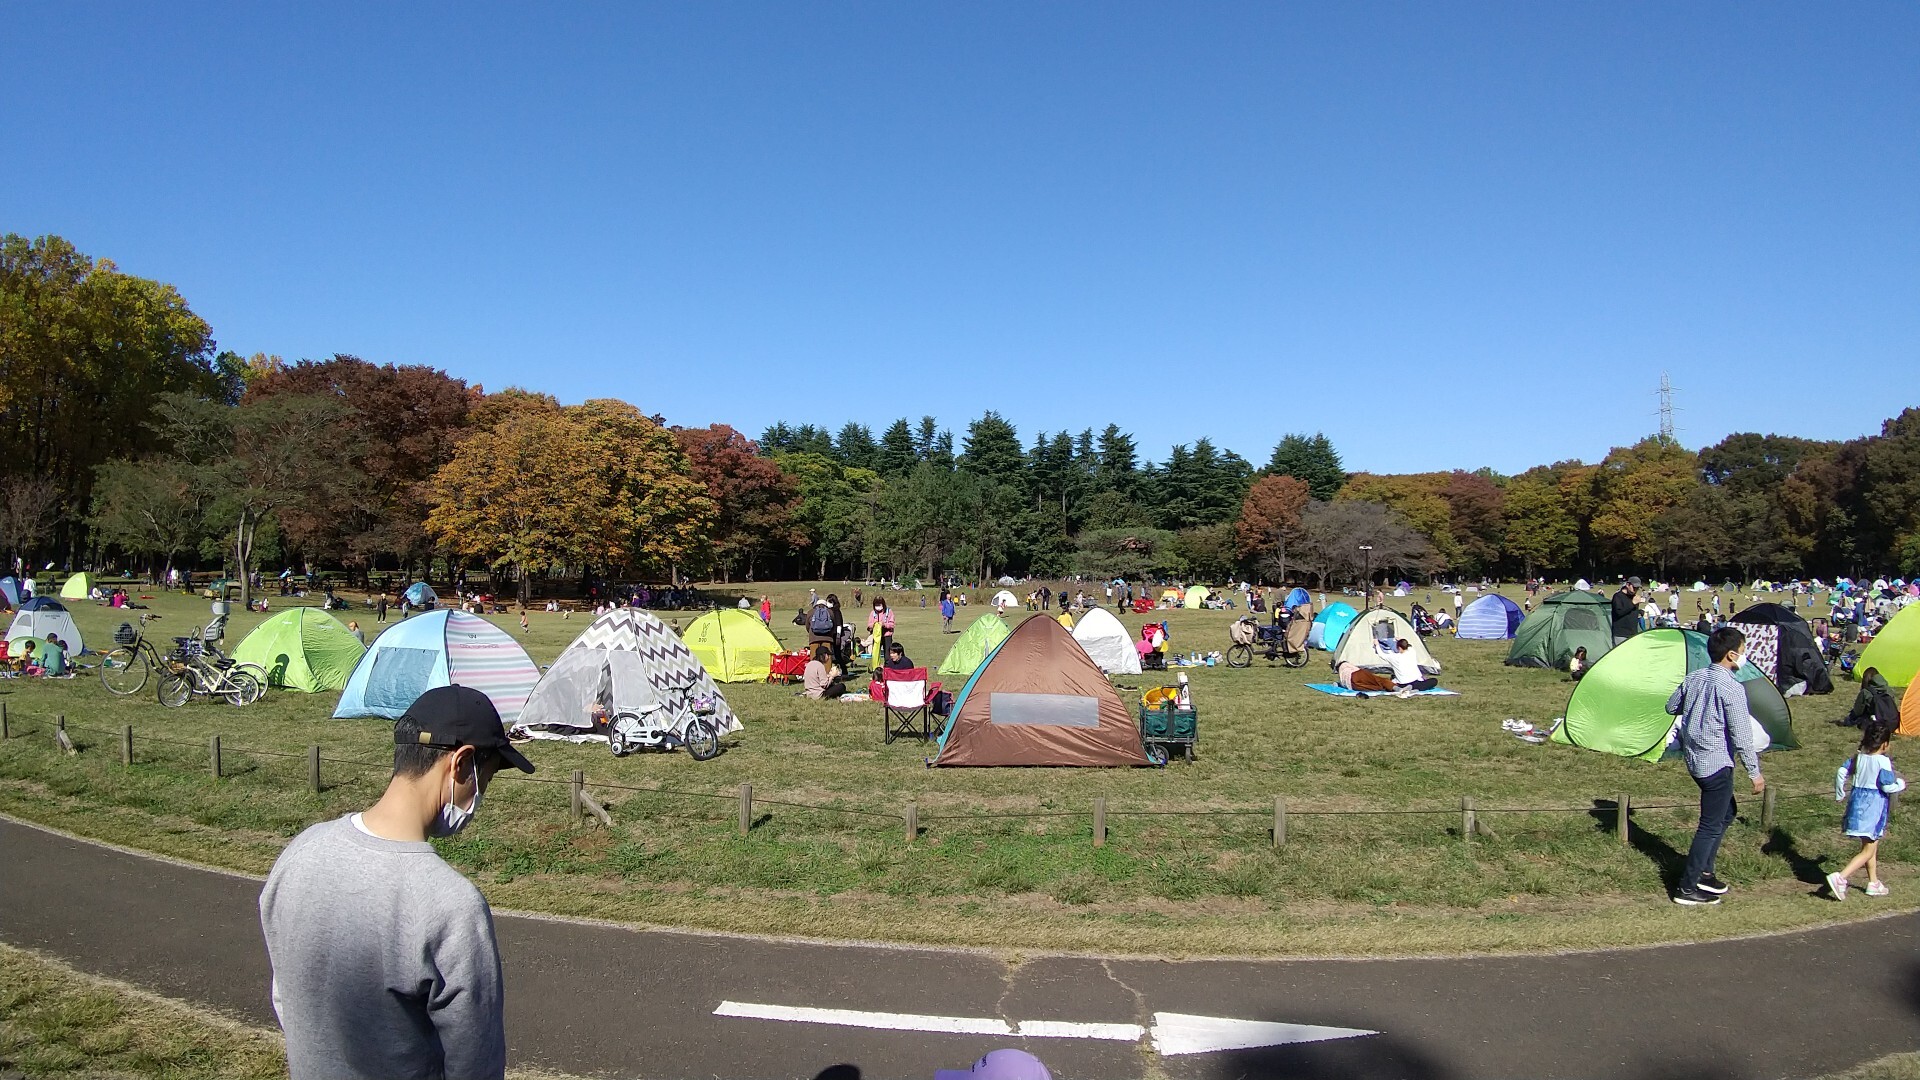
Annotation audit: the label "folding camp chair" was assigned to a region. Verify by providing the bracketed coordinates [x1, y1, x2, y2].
[876, 666, 941, 744]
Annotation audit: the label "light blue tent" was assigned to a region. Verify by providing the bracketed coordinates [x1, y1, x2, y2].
[1457, 593, 1524, 640]
[403, 581, 437, 608]
[333, 609, 539, 724]
[1306, 602, 1358, 651]
[1283, 587, 1311, 611]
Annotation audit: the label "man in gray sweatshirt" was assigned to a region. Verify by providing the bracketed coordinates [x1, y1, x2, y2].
[260, 685, 535, 1079]
[1665, 626, 1764, 906]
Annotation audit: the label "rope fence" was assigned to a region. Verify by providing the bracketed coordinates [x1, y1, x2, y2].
[0, 701, 1852, 851]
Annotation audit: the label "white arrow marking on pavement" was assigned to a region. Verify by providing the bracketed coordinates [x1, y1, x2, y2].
[1148, 1012, 1378, 1056]
[712, 1001, 1377, 1056]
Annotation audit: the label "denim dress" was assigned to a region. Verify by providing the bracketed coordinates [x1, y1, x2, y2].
[1838, 753, 1906, 841]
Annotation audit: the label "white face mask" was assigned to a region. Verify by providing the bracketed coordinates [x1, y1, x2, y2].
[429, 757, 482, 838]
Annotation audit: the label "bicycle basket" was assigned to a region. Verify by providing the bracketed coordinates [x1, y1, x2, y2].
[688, 694, 718, 716]
[113, 623, 137, 646]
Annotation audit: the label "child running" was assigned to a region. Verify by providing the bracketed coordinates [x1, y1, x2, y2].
[1828, 718, 1905, 901]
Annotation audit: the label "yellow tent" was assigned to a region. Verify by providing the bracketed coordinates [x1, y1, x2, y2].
[684, 607, 784, 683]
[1182, 585, 1212, 610]
[59, 573, 93, 600]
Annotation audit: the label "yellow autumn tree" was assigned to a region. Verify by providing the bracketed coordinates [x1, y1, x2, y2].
[425, 400, 715, 601]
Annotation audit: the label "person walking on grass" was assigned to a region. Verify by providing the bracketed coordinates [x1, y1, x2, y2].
[259, 686, 535, 1080]
[1666, 626, 1764, 906]
[1828, 718, 1905, 901]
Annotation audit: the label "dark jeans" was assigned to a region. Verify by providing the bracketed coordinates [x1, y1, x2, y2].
[1401, 678, 1438, 692]
[1683, 767, 1736, 890]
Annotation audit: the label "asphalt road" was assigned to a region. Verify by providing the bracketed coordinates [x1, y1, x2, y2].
[3, 815, 1917, 1080]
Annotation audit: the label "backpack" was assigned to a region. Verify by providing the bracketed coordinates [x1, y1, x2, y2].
[808, 605, 836, 635]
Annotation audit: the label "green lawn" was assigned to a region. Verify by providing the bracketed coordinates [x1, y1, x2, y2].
[0, 579, 1902, 958]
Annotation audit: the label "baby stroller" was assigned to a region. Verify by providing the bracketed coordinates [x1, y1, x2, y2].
[1409, 604, 1440, 638]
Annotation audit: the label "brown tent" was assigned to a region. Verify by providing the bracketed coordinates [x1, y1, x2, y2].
[930, 614, 1151, 767]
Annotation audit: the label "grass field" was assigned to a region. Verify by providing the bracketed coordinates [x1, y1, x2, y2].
[0, 579, 1906, 958]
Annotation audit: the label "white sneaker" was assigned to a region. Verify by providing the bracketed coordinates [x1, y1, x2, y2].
[1866, 880, 1890, 898]
[1827, 872, 1848, 901]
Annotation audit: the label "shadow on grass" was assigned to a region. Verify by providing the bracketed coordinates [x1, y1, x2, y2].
[1588, 798, 1687, 892]
[1760, 825, 1831, 889]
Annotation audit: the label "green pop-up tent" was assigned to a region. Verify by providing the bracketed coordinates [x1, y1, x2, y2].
[1506, 590, 1614, 670]
[939, 613, 1012, 677]
[1552, 628, 1796, 762]
[59, 573, 93, 600]
[230, 607, 366, 692]
[1859, 603, 1920, 688]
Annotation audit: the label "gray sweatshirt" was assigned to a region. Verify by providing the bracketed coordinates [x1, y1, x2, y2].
[259, 815, 507, 1080]
[1666, 665, 1762, 781]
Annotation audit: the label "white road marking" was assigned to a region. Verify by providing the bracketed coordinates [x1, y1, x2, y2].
[714, 1000, 1380, 1055]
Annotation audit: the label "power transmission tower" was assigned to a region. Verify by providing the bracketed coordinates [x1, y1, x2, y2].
[1656, 372, 1678, 441]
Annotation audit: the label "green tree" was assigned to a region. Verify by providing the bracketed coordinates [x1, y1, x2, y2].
[1588, 437, 1699, 569]
[1501, 467, 1578, 578]
[777, 451, 878, 578]
[960, 412, 1025, 484]
[834, 423, 878, 470]
[1264, 433, 1346, 500]
[874, 419, 918, 476]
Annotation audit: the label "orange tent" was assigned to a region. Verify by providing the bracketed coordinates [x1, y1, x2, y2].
[1903, 679, 1920, 738]
[930, 615, 1150, 767]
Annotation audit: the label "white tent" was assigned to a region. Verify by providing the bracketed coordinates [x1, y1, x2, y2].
[516, 608, 740, 737]
[7, 599, 85, 654]
[992, 590, 1018, 608]
[1327, 608, 1440, 676]
[1573, 578, 1591, 592]
[1072, 606, 1141, 675]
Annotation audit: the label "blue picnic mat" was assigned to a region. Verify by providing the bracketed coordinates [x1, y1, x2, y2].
[1305, 683, 1460, 698]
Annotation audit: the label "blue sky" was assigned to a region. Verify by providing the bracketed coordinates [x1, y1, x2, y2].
[5, 3, 1916, 474]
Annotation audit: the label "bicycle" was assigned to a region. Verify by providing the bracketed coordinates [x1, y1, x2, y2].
[607, 681, 724, 761]
[155, 625, 268, 708]
[99, 614, 167, 696]
[1226, 611, 1309, 669]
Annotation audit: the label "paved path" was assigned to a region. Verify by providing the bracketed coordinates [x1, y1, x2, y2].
[4, 815, 1918, 1080]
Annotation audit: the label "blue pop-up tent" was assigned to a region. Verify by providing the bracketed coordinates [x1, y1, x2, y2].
[1306, 602, 1358, 651]
[1457, 593, 1524, 640]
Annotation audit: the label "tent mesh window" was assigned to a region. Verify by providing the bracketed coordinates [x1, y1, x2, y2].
[987, 692, 1100, 727]
[1564, 610, 1603, 630]
[365, 648, 438, 712]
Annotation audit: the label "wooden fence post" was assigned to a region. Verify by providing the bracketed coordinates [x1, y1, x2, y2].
[308, 745, 321, 793]
[210, 735, 222, 778]
[1617, 793, 1630, 845]
[904, 801, 918, 843]
[121, 725, 133, 767]
[738, 783, 752, 836]
[2, 702, 9, 739]
[1461, 796, 1476, 841]
[1762, 785, 1778, 830]
[1093, 797, 1107, 848]
[1273, 796, 1287, 848]
[571, 771, 585, 823]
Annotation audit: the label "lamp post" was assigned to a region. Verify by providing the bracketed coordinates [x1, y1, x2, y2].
[1359, 545, 1373, 604]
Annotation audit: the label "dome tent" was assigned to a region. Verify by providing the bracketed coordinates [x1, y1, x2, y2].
[230, 607, 366, 692]
[931, 615, 1150, 767]
[1553, 628, 1796, 762]
[1328, 609, 1440, 676]
[516, 608, 740, 737]
[1071, 605, 1140, 675]
[1727, 603, 1832, 695]
[334, 609, 539, 724]
[1506, 591, 1613, 670]
[939, 614, 1012, 677]
[1306, 602, 1359, 651]
[6, 597, 84, 654]
[1457, 593, 1524, 640]
[402, 581, 437, 608]
[1859, 604, 1920, 690]
[684, 607, 784, 683]
[1181, 585, 1212, 609]
[59, 573, 93, 600]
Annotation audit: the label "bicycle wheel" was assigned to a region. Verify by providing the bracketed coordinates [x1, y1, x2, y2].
[156, 670, 192, 708]
[224, 669, 261, 707]
[1284, 648, 1309, 669]
[1225, 644, 1252, 669]
[234, 664, 269, 704]
[683, 717, 721, 761]
[100, 647, 149, 695]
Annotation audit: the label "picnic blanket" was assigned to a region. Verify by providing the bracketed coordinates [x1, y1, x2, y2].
[1305, 683, 1460, 698]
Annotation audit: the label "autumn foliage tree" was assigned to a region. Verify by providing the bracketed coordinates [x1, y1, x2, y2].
[672, 424, 801, 582]
[1235, 474, 1310, 583]
[425, 399, 715, 601]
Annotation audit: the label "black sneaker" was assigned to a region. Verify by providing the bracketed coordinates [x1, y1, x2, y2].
[1672, 887, 1722, 906]
[1696, 874, 1729, 895]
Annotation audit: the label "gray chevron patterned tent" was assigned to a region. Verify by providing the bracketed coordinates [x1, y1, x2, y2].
[515, 608, 741, 736]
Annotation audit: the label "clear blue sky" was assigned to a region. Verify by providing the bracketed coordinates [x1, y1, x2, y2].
[6, 3, 1916, 474]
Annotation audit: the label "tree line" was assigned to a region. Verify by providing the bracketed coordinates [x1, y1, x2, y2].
[7, 233, 1918, 600]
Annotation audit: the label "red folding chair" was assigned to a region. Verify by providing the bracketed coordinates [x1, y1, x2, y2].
[874, 667, 941, 744]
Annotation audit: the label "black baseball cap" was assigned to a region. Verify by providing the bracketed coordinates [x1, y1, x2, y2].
[396, 685, 535, 773]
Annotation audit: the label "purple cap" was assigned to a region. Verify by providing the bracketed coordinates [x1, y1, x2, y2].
[934, 1049, 1052, 1080]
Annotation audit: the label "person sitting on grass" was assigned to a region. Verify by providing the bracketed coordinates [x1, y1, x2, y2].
[802, 645, 845, 700]
[882, 642, 915, 671]
[38, 634, 68, 677]
[1568, 646, 1590, 681]
[1383, 638, 1437, 695]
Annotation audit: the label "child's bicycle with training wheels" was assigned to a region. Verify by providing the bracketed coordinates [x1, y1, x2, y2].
[607, 681, 724, 761]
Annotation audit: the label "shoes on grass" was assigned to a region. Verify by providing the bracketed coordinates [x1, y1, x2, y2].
[1672, 887, 1721, 906]
[1696, 874, 1729, 895]
[1866, 880, 1889, 897]
[1827, 872, 1848, 901]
